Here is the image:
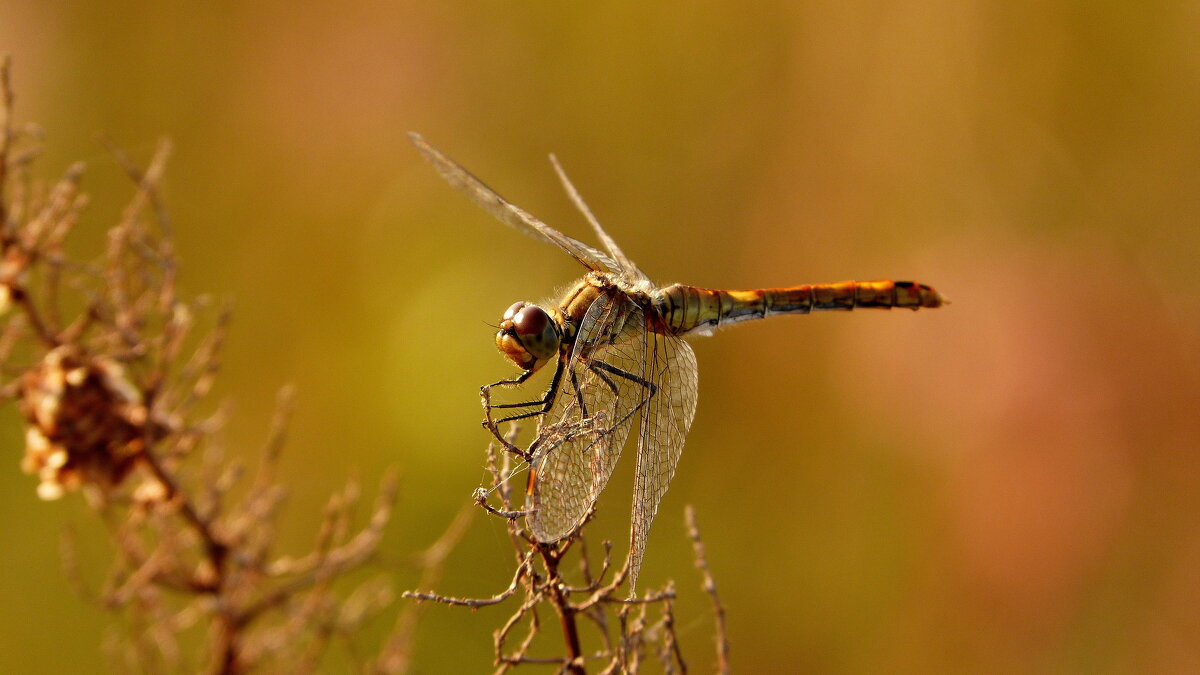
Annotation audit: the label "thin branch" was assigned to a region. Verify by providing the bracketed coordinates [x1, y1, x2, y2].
[402, 551, 533, 608]
[0, 55, 12, 228]
[239, 469, 400, 623]
[493, 597, 541, 674]
[685, 505, 728, 674]
[375, 502, 475, 674]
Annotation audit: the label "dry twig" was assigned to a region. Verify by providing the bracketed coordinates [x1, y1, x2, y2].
[399, 425, 727, 673]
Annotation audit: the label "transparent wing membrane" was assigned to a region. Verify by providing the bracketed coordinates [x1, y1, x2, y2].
[548, 154, 649, 283]
[527, 292, 650, 542]
[629, 334, 697, 590]
[409, 133, 619, 274]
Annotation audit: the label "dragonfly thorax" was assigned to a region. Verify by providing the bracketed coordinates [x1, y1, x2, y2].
[496, 301, 561, 372]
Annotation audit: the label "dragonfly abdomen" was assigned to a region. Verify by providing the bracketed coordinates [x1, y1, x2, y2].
[659, 280, 945, 335]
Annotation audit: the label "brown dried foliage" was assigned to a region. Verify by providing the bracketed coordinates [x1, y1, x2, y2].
[0, 57, 430, 674]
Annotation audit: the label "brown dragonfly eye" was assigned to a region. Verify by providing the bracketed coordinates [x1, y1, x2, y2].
[502, 301, 527, 322]
[512, 304, 548, 338]
[512, 305, 558, 361]
[495, 303, 559, 371]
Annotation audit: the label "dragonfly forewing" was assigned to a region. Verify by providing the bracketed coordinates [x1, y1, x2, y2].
[409, 133, 620, 275]
[527, 291, 650, 542]
[548, 153, 651, 284]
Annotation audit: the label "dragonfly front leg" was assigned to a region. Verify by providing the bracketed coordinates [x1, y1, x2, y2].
[480, 357, 567, 458]
[485, 356, 567, 423]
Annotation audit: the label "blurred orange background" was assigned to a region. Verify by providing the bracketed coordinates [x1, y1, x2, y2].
[2, 2, 1198, 672]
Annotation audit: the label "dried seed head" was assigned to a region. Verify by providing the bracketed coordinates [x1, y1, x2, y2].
[0, 246, 30, 317]
[18, 346, 153, 499]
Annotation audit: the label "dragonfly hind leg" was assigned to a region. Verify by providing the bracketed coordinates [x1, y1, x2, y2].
[570, 359, 657, 456]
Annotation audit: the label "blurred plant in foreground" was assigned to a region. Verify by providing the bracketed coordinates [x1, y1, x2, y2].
[0, 57, 727, 673]
[0, 56, 422, 674]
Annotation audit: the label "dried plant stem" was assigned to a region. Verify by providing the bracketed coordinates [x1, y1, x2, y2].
[405, 477, 725, 672]
[375, 502, 475, 674]
[685, 505, 728, 674]
[0, 58, 732, 673]
[536, 543, 586, 674]
[0, 55, 12, 226]
[402, 551, 532, 608]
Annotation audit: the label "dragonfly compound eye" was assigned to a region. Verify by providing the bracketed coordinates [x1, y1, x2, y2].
[496, 304, 559, 371]
[502, 301, 527, 321]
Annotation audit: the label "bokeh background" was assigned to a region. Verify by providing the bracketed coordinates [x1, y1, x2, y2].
[2, 2, 1198, 672]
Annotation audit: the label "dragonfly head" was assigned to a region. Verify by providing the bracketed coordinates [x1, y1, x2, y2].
[496, 301, 560, 372]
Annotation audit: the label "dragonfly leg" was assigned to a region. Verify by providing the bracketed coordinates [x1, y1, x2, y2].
[486, 356, 566, 422]
[569, 364, 590, 419]
[565, 349, 624, 421]
[480, 385, 531, 460]
[485, 369, 536, 389]
[570, 360, 658, 458]
[595, 361, 657, 424]
[480, 357, 566, 458]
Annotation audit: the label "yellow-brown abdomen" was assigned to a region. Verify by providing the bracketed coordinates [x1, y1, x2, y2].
[658, 280, 945, 335]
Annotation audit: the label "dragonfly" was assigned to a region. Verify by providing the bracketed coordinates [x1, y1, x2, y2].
[409, 133, 945, 590]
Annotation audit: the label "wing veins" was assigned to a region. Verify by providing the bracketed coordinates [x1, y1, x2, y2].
[410, 133, 618, 273]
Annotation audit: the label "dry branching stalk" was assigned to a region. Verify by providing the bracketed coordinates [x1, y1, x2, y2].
[0, 57, 430, 674]
[403, 426, 729, 674]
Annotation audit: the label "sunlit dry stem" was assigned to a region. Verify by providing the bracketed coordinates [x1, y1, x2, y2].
[616, 603, 645, 672]
[375, 502, 475, 674]
[402, 550, 535, 608]
[170, 302, 232, 417]
[39, 189, 88, 333]
[9, 285, 59, 347]
[685, 505, 729, 673]
[535, 543, 585, 674]
[481, 429, 530, 560]
[0, 311, 25, 372]
[0, 56, 12, 218]
[481, 384, 533, 461]
[135, 414, 229, 589]
[475, 487, 530, 520]
[4, 157, 79, 347]
[571, 554, 633, 612]
[412, 426, 722, 672]
[564, 539, 615, 594]
[581, 604, 616, 668]
[239, 469, 401, 624]
[251, 385, 295, 494]
[655, 590, 686, 674]
[494, 596, 543, 674]
[102, 134, 175, 243]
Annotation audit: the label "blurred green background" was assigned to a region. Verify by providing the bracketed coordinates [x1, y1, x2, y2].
[2, 2, 1198, 672]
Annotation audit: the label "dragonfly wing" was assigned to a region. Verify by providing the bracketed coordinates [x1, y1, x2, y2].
[549, 154, 651, 284]
[628, 333, 698, 592]
[527, 291, 648, 542]
[409, 133, 619, 273]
